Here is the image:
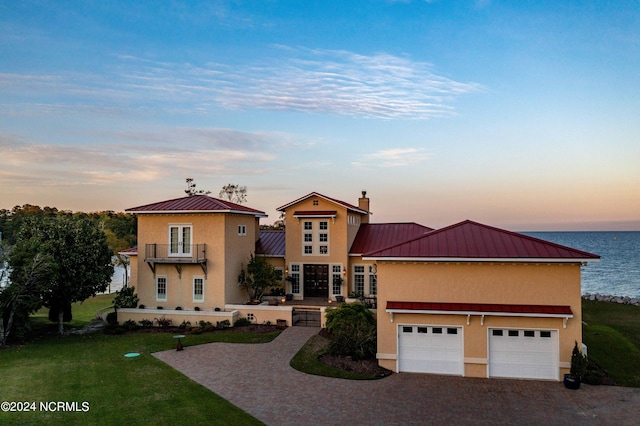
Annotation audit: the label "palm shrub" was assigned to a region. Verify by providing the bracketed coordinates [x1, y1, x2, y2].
[325, 302, 376, 360]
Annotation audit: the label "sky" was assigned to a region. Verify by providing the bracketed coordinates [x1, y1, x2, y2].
[1, 0, 639, 231]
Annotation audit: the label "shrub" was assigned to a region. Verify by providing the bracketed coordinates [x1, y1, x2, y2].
[139, 319, 153, 328]
[325, 302, 376, 360]
[138, 304, 145, 309]
[198, 320, 212, 328]
[194, 306, 200, 311]
[154, 316, 172, 328]
[122, 319, 137, 331]
[216, 319, 231, 329]
[214, 307, 221, 312]
[106, 311, 118, 325]
[156, 306, 163, 310]
[234, 317, 252, 327]
[179, 320, 191, 329]
[175, 306, 182, 310]
[113, 286, 139, 310]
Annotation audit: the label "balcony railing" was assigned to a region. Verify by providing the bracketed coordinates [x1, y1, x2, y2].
[144, 244, 207, 263]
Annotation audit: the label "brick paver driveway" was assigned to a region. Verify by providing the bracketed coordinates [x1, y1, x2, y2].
[154, 327, 640, 425]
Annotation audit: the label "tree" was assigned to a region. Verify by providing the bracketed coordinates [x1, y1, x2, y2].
[1, 245, 54, 346]
[185, 178, 211, 197]
[237, 254, 281, 302]
[325, 302, 377, 360]
[219, 183, 247, 204]
[8, 216, 113, 334]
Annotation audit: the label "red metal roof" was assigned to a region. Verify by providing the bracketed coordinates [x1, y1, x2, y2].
[350, 223, 433, 255]
[126, 195, 266, 217]
[118, 247, 138, 255]
[364, 220, 600, 261]
[387, 301, 573, 316]
[256, 230, 286, 257]
[277, 192, 367, 214]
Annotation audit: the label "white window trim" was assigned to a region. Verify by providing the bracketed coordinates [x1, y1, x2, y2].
[168, 224, 192, 257]
[193, 276, 205, 303]
[289, 263, 301, 294]
[238, 224, 247, 236]
[368, 265, 377, 296]
[331, 264, 343, 295]
[353, 265, 365, 295]
[156, 275, 168, 301]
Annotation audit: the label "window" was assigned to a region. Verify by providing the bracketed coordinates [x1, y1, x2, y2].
[417, 327, 428, 333]
[193, 277, 204, 302]
[169, 225, 191, 256]
[304, 233, 313, 242]
[313, 200, 319, 206]
[368, 265, 377, 295]
[354, 265, 365, 294]
[247, 313, 255, 321]
[304, 245, 313, 255]
[238, 225, 247, 236]
[432, 328, 443, 334]
[332, 265, 342, 295]
[319, 246, 328, 254]
[492, 329, 503, 336]
[304, 221, 312, 230]
[402, 326, 413, 333]
[524, 330, 535, 337]
[319, 221, 328, 230]
[541, 331, 552, 338]
[447, 328, 458, 335]
[319, 233, 328, 242]
[156, 276, 167, 301]
[290, 265, 300, 293]
[508, 330, 519, 337]
[274, 268, 284, 281]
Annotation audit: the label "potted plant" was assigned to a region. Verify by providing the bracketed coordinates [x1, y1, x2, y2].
[564, 341, 587, 389]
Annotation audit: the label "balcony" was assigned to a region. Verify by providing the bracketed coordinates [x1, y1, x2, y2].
[144, 244, 207, 277]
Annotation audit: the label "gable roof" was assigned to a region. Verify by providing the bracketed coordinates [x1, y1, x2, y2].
[126, 195, 267, 217]
[277, 192, 367, 214]
[363, 220, 600, 263]
[350, 223, 433, 255]
[256, 230, 286, 257]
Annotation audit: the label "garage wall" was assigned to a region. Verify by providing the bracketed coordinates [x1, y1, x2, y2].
[375, 261, 582, 379]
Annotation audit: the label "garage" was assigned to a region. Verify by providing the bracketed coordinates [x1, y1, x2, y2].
[398, 325, 463, 375]
[488, 328, 559, 380]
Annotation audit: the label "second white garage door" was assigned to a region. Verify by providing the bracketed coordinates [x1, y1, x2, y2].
[398, 325, 463, 375]
[488, 329, 559, 380]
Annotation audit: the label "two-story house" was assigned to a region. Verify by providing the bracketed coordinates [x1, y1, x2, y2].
[118, 190, 599, 381]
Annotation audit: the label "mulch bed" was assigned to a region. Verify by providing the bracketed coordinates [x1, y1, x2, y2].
[319, 352, 392, 378]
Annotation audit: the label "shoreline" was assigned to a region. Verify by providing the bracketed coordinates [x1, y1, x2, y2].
[583, 293, 640, 307]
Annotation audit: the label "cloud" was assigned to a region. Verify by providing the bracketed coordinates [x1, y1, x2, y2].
[0, 48, 482, 120]
[353, 147, 432, 167]
[0, 128, 283, 188]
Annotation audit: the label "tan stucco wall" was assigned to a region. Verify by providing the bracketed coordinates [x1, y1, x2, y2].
[134, 212, 260, 311]
[375, 261, 583, 379]
[225, 304, 293, 327]
[118, 308, 238, 327]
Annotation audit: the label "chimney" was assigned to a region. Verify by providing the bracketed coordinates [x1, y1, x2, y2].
[358, 190, 370, 224]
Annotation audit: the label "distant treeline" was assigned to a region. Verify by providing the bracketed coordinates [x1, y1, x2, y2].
[0, 204, 137, 254]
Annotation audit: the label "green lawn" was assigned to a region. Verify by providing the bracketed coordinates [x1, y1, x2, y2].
[2, 296, 640, 424]
[582, 299, 640, 387]
[0, 294, 276, 425]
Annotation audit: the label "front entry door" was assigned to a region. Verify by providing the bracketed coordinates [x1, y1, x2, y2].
[303, 264, 329, 298]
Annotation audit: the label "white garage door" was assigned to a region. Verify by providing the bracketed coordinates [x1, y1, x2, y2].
[488, 329, 559, 380]
[398, 325, 463, 375]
